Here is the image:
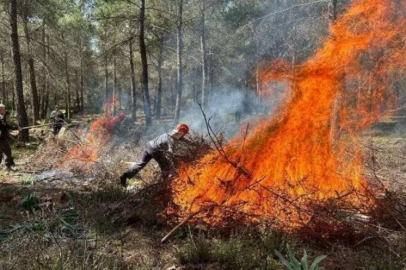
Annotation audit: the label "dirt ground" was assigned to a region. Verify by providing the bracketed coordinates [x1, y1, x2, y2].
[363, 108, 406, 190]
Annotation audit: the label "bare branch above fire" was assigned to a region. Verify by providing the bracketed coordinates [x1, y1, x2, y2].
[198, 103, 252, 178]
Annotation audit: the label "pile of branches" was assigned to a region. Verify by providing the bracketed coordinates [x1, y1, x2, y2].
[173, 132, 213, 165]
[163, 105, 406, 251]
[27, 132, 78, 171]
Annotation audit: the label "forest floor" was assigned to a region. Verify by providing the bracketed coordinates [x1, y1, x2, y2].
[1, 109, 406, 270]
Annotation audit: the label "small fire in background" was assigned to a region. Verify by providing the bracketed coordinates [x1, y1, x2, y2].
[170, 0, 406, 228]
[61, 96, 126, 173]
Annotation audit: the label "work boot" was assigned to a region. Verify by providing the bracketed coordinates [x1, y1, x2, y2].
[119, 173, 128, 187]
[6, 164, 15, 172]
[6, 159, 15, 171]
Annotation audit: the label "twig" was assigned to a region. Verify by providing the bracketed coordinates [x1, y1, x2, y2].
[62, 120, 83, 144]
[237, 123, 250, 164]
[197, 103, 251, 178]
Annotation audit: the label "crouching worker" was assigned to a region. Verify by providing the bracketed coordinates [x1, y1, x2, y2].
[119, 123, 189, 187]
[0, 104, 18, 170]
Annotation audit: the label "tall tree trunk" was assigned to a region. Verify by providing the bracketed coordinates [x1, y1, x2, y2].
[12, 80, 15, 112]
[78, 40, 84, 114]
[1, 50, 6, 105]
[75, 70, 80, 113]
[65, 51, 71, 119]
[23, 14, 40, 123]
[40, 25, 45, 118]
[104, 30, 109, 104]
[129, 38, 137, 121]
[40, 26, 49, 119]
[254, 29, 261, 112]
[174, 0, 183, 123]
[208, 51, 214, 100]
[171, 70, 176, 111]
[156, 38, 164, 119]
[6, 82, 9, 108]
[43, 34, 50, 118]
[192, 68, 197, 103]
[113, 51, 117, 115]
[80, 57, 84, 115]
[63, 34, 71, 119]
[117, 68, 121, 112]
[200, 0, 208, 108]
[10, 0, 29, 140]
[139, 0, 152, 126]
[105, 54, 109, 103]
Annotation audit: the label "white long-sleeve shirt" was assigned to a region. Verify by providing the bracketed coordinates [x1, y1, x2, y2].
[146, 133, 175, 154]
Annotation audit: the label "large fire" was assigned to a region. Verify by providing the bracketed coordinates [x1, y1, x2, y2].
[170, 0, 406, 227]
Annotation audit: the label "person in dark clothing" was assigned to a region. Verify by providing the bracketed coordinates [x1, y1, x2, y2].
[0, 104, 18, 170]
[119, 123, 190, 187]
[50, 105, 65, 135]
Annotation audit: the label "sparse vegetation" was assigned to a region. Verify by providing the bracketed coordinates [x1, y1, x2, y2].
[18, 193, 40, 212]
[176, 233, 284, 270]
[21, 175, 40, 185]
[274, 245, 326, 270]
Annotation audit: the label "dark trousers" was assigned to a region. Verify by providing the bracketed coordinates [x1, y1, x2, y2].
[0, 140, 14, 168]
[53, 123, 63, 135]
[125, 151, 171, 180]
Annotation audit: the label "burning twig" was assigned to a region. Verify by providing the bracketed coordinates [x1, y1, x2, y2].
[237, 123, 250, 164]
[198, 103, 251, 178]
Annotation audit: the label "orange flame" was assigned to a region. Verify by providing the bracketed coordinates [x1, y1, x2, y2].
[61, 96, 126, 172]
[170, 0, 406, 227]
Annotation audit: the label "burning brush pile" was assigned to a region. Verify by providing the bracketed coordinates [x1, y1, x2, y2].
[166, 0, 406, 239]
[28, 99, 138, 181]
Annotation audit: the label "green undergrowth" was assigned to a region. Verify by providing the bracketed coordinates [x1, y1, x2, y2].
[176, 230, 290, 270]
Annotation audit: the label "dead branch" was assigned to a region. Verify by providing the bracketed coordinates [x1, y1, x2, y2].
[161, 213, 196, 243]
[198, 103, 251, 178]
[237, 123, 250, 164]
[20, 124, 51, 130]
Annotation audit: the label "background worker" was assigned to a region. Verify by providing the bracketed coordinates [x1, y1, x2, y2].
[50, 105, 65, 135]
[0, 104, 19, 170]
[119, 123, 190, 187]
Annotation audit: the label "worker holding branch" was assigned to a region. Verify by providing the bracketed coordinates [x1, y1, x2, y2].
[119, 123, 189, 187]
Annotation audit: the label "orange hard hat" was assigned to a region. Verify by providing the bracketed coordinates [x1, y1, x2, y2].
[176, 123, 189, 134]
